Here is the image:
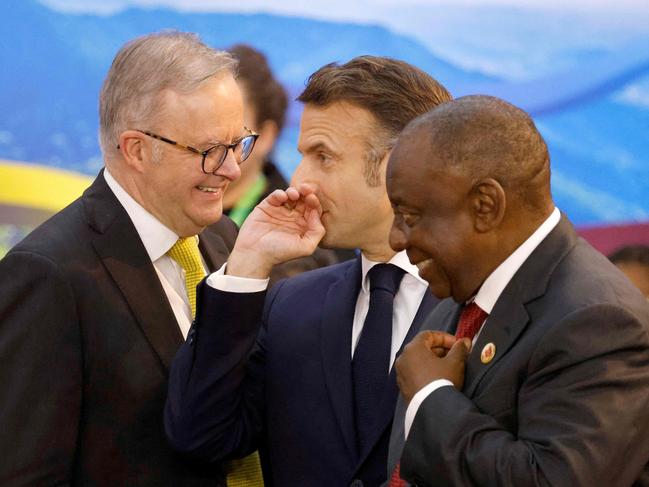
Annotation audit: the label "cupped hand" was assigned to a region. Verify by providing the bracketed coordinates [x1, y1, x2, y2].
[395, 330, 471, 402]
[226, 184, 326, 278]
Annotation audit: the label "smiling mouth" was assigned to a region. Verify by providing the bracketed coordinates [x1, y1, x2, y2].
[196, 185, 222, 193]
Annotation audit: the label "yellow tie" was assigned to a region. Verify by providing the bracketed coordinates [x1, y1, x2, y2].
[167, 236, 205, 317]
[226, 453, 265, 487]
[168, 237, 265, 486]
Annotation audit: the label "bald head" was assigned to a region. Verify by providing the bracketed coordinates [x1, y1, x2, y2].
[406, 95, 552, 213]
[387, 95, 556, 302]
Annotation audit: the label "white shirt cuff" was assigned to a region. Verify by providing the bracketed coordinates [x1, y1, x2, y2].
[206, 263, 269, 293]
[404, 379, 454, 439]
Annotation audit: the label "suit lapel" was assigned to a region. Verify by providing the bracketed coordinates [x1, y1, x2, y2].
[320, 257, 362, 460]
[84, 172, 184, 373]
[198, 228, 230, 271]
[355, 290, 440, 467]
[462, 215, 578, 397]
[462, 300, 529, 397]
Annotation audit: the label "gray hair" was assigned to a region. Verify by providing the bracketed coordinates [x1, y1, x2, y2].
[99, 31, 237, 157]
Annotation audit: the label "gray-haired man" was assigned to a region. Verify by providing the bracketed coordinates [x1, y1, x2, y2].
[0, 31, 278, 486]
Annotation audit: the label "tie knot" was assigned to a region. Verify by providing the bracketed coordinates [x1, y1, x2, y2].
[167, 237, 203, 273]
[456, 302, 488, 341]
[368, 263, 406, 296]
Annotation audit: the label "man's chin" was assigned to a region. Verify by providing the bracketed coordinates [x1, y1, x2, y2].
[425, 278, 452, 301]
[192, 206, 224, 230]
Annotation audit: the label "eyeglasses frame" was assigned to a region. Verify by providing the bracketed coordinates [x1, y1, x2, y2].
[117, 127, 259, 174]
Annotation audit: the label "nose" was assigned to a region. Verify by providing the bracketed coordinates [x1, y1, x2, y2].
[215, 149, 241, 181]
[290, 157, 311, 187]
[389, 218, 408, 252]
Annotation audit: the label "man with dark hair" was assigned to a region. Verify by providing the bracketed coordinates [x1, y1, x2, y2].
[165, 56, 451, 486]
[609, 244, 649, 297]
[385, 95, 649, 486]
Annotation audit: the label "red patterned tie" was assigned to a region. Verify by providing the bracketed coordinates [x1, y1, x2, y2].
[388, 462, 406, 487]
[388, 303, 488, 486]
[455, 302, 488, 341]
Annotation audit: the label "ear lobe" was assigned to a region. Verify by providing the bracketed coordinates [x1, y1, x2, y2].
[118, 130, 147, 173]
[472, 178, 506, 232]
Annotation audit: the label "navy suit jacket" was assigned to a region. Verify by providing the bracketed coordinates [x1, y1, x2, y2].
[166, 256, 439, 487]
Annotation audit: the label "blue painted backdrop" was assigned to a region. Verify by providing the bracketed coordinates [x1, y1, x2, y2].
[1, 0, 648, 226]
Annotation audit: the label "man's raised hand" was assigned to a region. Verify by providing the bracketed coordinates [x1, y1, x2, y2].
[226, 184, 325, 278]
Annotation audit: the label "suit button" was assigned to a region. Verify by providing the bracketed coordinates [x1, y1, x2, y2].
[187, 329, 196, 345]
[349, 480, 363, 487]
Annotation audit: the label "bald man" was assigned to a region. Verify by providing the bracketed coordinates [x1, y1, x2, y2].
[385, 96, 649, 486]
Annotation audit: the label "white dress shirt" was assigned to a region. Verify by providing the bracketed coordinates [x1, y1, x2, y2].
[104, 169, 197, 338]
[207, 250, 429, 370]
[404, 207, 561, 438]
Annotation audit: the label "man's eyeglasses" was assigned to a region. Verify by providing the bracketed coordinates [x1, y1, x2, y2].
[120, 128, 259, 174]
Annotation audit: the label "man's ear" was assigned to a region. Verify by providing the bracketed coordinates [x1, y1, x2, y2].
[471, 178, 506, 233]
[118, 130, 148, 173]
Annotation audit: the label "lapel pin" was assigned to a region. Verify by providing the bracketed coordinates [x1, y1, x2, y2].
[481, 342, 496, 364]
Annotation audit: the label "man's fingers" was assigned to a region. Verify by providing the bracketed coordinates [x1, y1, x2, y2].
[285, 187, 300, 201]
[422, 330, 457, 351]
[303, 193, 323, 216]
[304, 207, 325, 243]
[447, 338, 471, 363]
[296, 182, 317, 196]
[408, 331, 431, 348]
[430, 346, 448, 358]
[265, 189, 289, 206]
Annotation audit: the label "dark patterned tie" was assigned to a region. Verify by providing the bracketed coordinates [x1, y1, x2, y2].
[389, 302, 488, 486]
[353, 263, 405, 455]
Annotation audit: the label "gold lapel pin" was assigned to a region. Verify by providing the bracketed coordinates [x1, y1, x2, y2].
[481, 342, 496, 364]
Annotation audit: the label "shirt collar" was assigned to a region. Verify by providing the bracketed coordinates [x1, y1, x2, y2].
[104, 168, 180, 262]
[473, 207, 561, 314]
[360, 250, 427, 294]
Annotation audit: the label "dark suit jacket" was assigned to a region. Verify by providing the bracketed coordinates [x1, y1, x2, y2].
[166, 256, 440, 487]
[0, 171, 237, 486]
[387, 216, 649, 487]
